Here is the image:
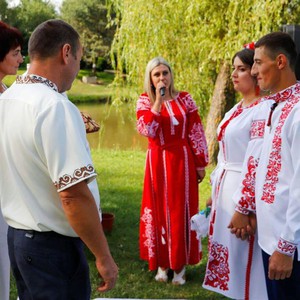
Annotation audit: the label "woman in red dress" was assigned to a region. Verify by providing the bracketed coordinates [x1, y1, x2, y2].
[137, 57, 208, 284]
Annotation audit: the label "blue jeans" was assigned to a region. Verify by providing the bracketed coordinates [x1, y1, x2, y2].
[8, 227, 91, 300]
[262, 249, 300, 300]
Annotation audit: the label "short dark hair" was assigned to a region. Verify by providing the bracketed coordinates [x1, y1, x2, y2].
[255, 32, 297, 71]
[232, 48, 254, 68]
[0, 21, 23, 62]
[28, 19, 80, 60]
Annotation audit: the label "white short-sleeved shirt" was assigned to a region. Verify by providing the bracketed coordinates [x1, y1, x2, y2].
[0, 75, 100, 237]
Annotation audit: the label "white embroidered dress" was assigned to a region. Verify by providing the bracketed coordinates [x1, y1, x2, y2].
[203, 100, 270, 299]
[0, 75, 100, 237]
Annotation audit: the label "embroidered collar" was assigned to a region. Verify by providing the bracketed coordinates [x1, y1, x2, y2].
[16, 74, 58, 92]
[217, 98, 262, 141]
[264, 82, 300, 103]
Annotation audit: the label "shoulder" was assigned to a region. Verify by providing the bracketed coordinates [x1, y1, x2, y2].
[177, 91, 198, 112]
[137, 93, 151, 110]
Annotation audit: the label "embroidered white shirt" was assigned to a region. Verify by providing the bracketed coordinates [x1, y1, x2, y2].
[0, 75, 100, 237]
[255, 83, 300, 257]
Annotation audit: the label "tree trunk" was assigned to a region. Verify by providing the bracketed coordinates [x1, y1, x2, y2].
[205, 61, 236, 165]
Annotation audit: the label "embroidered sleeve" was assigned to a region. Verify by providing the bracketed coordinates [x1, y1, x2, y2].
[232, 103, 270, 211]
[276, 238, 297, 256]
[136, 94, 161, 138]
[235, 155, 259, 213]
[54, 164, 96, 191]
[35, 100, 97, 192]
[185, 94, 209, 168]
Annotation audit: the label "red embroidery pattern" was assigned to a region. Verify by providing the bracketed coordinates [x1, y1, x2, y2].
[204, 240, 230, 291]
[238, 156, 259, 211]
[277, 238, 297, 256]
[250, 120, 265, 139]
[218, 99, 261, 141]
[262, 89, 300, 204]
[54, 164, 95, 190]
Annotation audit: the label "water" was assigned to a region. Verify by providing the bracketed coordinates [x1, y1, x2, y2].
[76, 102, 148, 150]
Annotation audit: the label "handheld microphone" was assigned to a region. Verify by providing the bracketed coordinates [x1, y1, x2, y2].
[160, 87, 166, 97]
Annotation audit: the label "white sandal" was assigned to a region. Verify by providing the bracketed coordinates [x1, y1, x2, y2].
[172, 267, 186, 285]
[155, 267, 168, 282]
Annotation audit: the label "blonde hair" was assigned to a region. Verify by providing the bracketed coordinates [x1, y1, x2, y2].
[144, 56, 177, 103]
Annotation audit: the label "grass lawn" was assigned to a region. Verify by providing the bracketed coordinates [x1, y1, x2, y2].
[9, 149, 225, 300]
[87, 149, 225, 299]
[5, 69, 227, 299]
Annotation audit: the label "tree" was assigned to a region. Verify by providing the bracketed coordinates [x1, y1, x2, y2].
[0, 0, 8, 21]
[108, 0, 300, 163]
[6, 0, 57, 53]
[60, 0, 116, 68]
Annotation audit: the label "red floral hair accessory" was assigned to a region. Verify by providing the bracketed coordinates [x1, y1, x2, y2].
[243, 42, 255, 50]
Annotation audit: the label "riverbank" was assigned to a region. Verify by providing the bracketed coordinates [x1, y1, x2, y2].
[3, 69, 138, 105]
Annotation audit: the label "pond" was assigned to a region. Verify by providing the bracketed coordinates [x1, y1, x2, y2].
[77, 103, 148, 151]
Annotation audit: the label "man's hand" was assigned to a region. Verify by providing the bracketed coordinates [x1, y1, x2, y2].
[268, 251, 293, 280]
[228, 211, 255, 240]
[96, 255, 118, 292]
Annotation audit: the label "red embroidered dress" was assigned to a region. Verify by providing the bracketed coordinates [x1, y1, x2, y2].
[136, 91, 208, 271]
[203, 99, 271, 299]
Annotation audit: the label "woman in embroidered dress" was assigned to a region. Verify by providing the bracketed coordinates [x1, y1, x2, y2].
[0, 21, 23, 300]
[202, 46, 269, 299]
[137, 56, 208, 285]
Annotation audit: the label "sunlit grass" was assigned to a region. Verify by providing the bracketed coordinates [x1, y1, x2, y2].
[9, 149, 223, 300]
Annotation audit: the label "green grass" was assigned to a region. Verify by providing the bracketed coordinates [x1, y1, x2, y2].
[9, 149, 225, 300]
[88, 149, 225, 299]
[5, 69, 226, 299]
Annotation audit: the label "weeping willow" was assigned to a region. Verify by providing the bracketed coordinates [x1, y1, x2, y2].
[108, 0, 300, 116]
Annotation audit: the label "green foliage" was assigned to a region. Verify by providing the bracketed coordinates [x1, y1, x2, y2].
[60, 0, 116, 67]
[6, 0, 57, 52]
[109, 0, 300, 115]
[0, 0, 8, 20]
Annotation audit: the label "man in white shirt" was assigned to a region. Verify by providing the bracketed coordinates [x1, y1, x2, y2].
[229, 32, 300, 300]
[0, 19, 118, 299]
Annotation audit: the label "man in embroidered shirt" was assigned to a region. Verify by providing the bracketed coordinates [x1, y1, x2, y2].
[229, 32, 300, 300]
[0, 20, 118, 299]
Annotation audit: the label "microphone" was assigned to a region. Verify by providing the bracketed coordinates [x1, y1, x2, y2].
[160, 87, 165, 96]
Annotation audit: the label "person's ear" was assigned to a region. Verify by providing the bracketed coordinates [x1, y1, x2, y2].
[62, 44, 71, 64]
[276, 53, 288, 70]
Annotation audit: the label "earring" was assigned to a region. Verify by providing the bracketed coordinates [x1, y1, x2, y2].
[255, 85, 260, 96]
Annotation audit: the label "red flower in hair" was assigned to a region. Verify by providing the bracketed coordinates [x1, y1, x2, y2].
[243, 42, 255, 50]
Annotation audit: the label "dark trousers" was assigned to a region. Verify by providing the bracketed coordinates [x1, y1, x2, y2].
[8, 226, 91, 300]
[262, 249, 300, 300]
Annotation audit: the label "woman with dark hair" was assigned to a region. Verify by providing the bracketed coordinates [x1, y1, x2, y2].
[0, 21, 23, 300]
[137, 57, 208, 285]
[202, 45, 269, 299]
[0, 21, 23, 93]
